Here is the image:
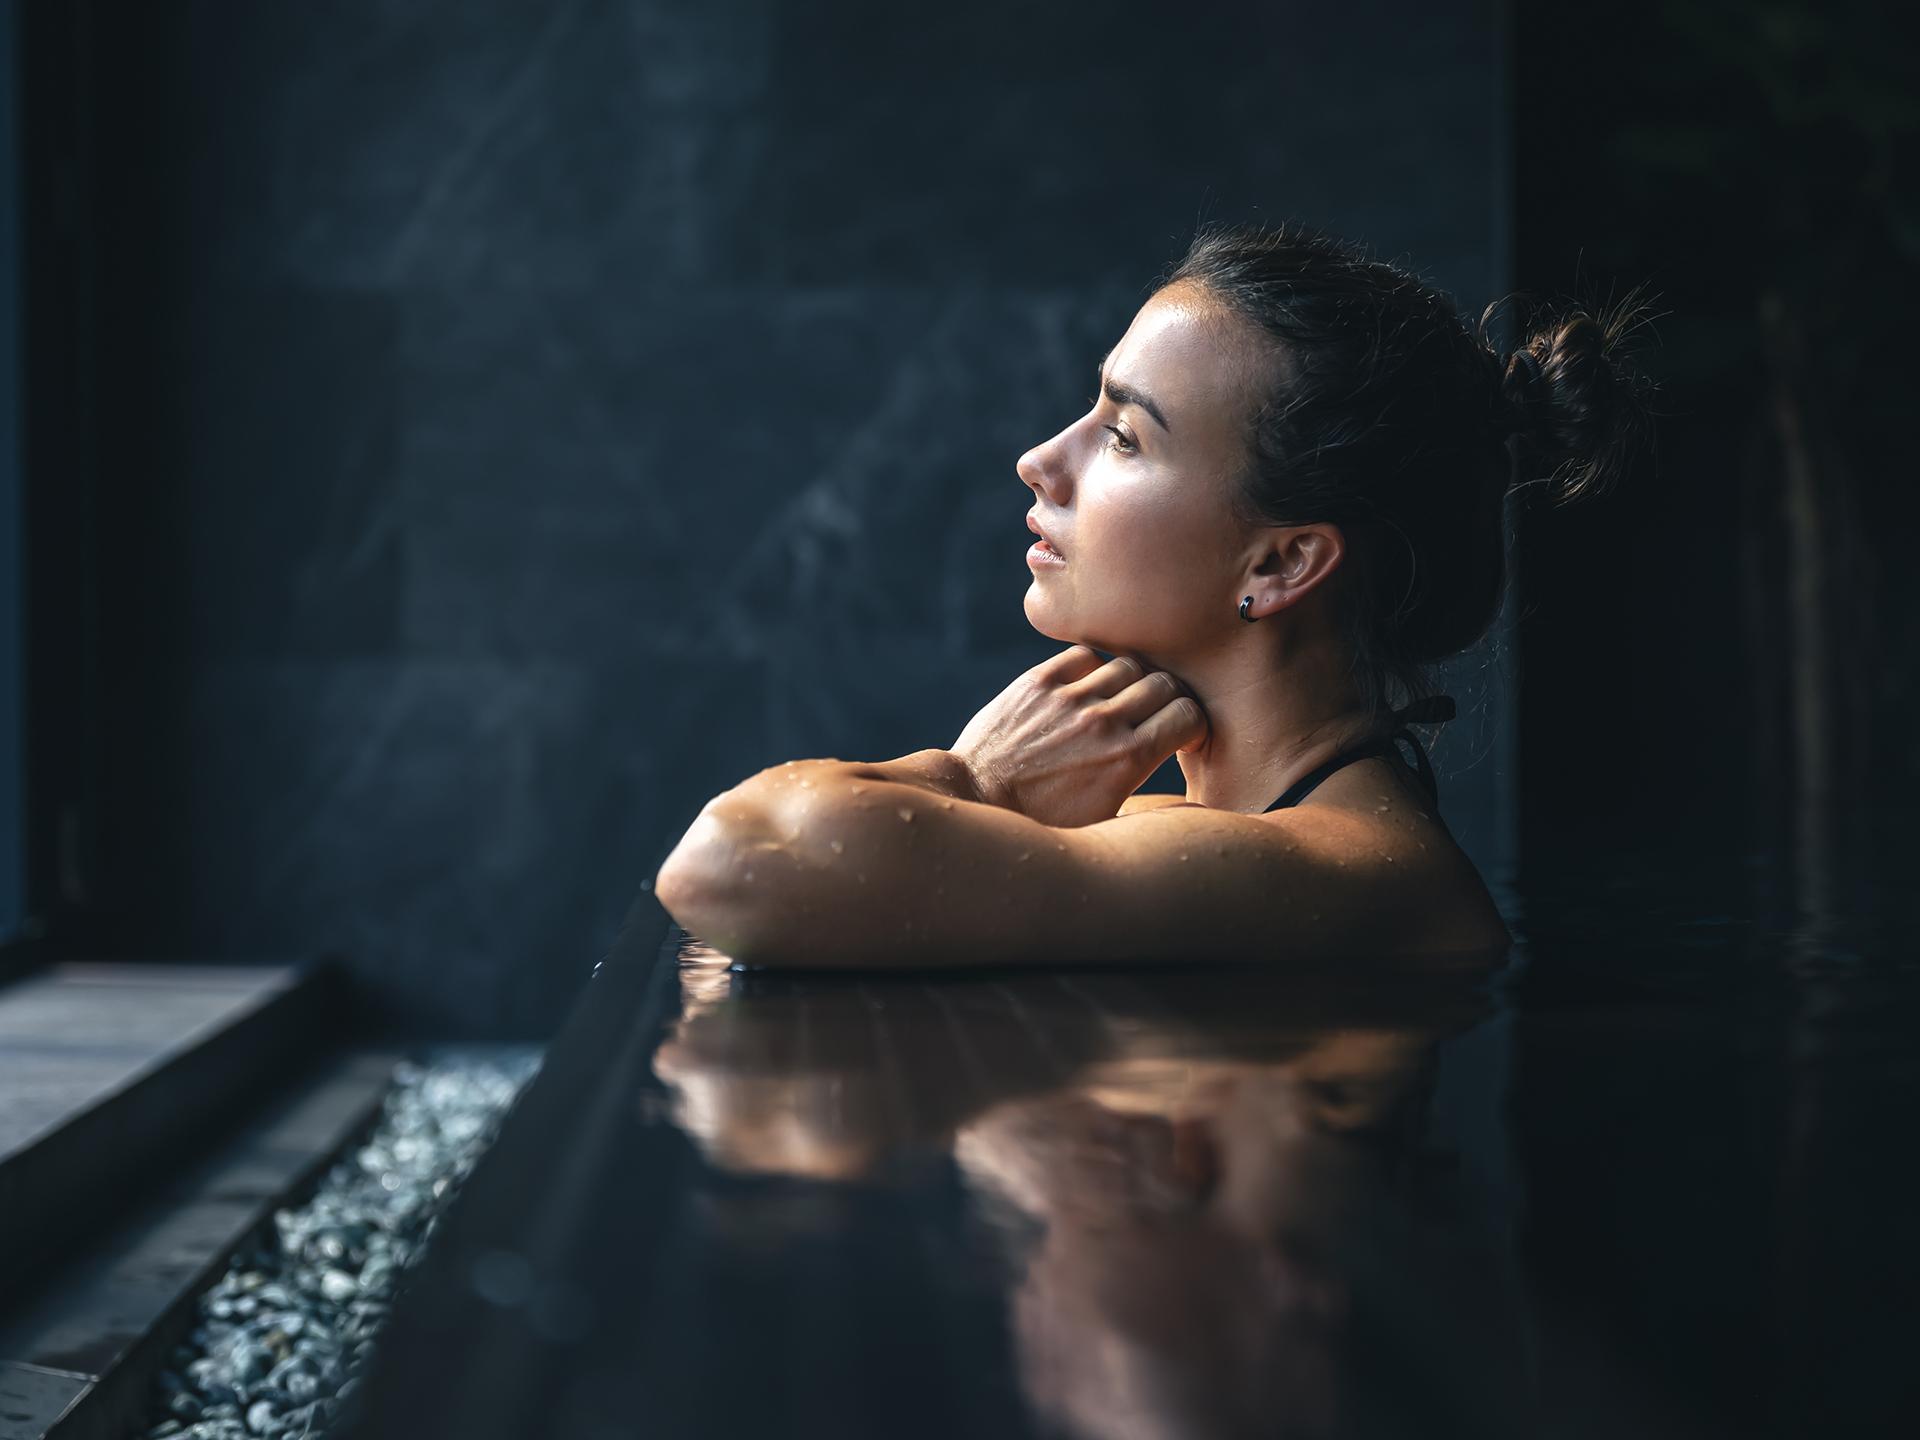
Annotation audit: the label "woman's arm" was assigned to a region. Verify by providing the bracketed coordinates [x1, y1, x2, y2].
[710, 751, 1182, 819]
[652, 774, 1508, 972]
[650, 751, 992, 948]
[770, 749, 988, 804]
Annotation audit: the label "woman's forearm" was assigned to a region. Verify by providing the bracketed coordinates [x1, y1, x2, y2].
[654, 749, 992, 930]
[657, 750, 985, 889]
[755, 749, 987, 804]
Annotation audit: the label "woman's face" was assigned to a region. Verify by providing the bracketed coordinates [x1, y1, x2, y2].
[1018, 282, 1271, 658]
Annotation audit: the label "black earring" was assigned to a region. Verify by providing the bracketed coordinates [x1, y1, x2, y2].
[1239, 595, 1256, 622]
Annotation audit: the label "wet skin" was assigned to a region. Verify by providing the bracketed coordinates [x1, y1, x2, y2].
[655, 285, 1512, 970]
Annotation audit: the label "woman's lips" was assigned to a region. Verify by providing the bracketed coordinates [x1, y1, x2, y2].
[1026, 512, 1066, 557]
[1027, 539, 1066, 568]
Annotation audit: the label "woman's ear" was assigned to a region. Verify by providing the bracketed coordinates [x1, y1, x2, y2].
[1254, 523, 1347, 607]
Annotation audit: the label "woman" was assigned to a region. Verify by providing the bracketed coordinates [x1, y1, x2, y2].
[655, 220, 1658, 969]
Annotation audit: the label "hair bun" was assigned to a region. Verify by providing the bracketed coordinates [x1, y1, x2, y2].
[1494, 293, 1663, 507]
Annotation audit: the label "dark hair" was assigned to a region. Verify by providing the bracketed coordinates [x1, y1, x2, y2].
[1158, 218, 1662, 729]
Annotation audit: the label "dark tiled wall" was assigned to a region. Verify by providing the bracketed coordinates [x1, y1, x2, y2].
[127, 1, 1511, 1034]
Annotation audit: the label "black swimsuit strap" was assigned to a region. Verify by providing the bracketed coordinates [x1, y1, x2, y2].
[1261, 694, 1455, 813]
[1263, 735, 1404, 812]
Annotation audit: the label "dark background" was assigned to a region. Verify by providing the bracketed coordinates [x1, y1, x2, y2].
[12, 0, 1915, 1035]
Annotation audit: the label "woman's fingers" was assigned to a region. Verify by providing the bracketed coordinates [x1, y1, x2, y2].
[1106, 668, 1189, 722]
[1038, 644, 1107, 685]
[1046, 647, 1207, 753]
[1064, 652, 1148, 700]
[1131, 690, 1209, 757]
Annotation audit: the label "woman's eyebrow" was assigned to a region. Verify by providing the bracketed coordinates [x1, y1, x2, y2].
[1094, 350, 1172, 434]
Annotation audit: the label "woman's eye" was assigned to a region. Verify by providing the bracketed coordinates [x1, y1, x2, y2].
[1085, 394, 1136, 454]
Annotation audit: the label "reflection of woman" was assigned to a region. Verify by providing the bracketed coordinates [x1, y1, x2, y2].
[957, 1033, 1536, 1440]
[652, 220, 1657, 971]
[654, 940, 1119, 1181]
[651, 949, 1535, 1437]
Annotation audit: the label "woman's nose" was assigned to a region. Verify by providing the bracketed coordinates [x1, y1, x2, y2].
[1017, 437, 1068, 500]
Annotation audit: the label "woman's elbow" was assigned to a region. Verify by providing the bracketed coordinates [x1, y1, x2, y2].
[653, 793, 789, 955]
[650, 849, 704, 919]
[653, 854, 754, 960]
[655, 810, 735, 917]
[658, 791, 760, 883]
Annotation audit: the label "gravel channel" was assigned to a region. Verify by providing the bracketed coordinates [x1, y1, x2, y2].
[139, 1047, 544, 1439]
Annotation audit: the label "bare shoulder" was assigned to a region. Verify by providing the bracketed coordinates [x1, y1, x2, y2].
[1277, 756, 1509, 954]
[1113, 761, 1506, 957]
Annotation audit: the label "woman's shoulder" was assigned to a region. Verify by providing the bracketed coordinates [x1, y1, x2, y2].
[1281, 757, 1511, 956]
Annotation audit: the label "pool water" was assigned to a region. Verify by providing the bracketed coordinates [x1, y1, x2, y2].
[342, 844, 1920, 1440]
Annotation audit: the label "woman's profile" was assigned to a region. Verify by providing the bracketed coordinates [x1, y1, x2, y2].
[655, 219, 1659, 969]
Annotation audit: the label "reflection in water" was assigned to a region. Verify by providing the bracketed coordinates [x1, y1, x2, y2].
[345, 866, 1920, 1440]
[655, 940, 1536, 1438]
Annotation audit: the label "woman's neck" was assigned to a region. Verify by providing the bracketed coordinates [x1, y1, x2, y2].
[1151, 632, 1380, 814]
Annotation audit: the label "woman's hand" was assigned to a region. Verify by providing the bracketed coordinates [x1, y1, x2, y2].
[950, 645, 1209, 828]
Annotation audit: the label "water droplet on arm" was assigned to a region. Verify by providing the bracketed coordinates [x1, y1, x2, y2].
[896, 807, 915, 822]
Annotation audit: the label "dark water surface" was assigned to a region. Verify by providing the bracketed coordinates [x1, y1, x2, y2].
[343, 852, 1920, 1439]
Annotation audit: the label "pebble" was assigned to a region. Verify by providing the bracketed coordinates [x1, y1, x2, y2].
[134, 1049, 541, 1439]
